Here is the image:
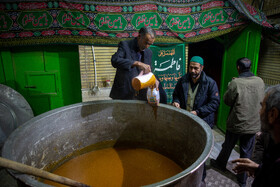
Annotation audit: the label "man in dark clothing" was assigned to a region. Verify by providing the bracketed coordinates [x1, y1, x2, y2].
[110, 26, 167, 103]
[172, 56, 220, 185]
[232, 84, 280, 187]
[251, 130, 274, 165]
[172, 56, 220, 128]
[210, 57, 265, 187]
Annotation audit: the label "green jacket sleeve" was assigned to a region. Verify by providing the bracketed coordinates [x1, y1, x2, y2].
[223, 80, 237, 107]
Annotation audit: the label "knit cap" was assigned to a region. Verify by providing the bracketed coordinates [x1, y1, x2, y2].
[190, 56, 204, 65]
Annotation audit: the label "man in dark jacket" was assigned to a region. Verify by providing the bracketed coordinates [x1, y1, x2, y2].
[232, 84, 280, 187]
[110, 26, 167, 103]
[172, 56, 220, 185]
[251, 130, 274, 165]
[172, 56, 220, 128]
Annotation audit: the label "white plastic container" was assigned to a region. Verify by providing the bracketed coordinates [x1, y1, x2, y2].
[147, 87, 160, 106]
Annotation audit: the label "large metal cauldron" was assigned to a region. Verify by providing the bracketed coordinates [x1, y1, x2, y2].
[2, 100, 213, 187]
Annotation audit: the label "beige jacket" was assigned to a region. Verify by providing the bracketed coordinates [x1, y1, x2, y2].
[224, 75, 265, 134]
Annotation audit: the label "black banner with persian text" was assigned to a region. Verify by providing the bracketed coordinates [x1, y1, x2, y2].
[0, 0, 277, 47]
[150, 44, 185, 104]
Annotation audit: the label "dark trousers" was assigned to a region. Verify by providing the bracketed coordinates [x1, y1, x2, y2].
[202, 163, 206, 181]
[216, 130, 255, 185]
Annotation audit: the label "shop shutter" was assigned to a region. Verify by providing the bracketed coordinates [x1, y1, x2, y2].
[257, 38, 280, 86]
[262, 0, 280, 16]
[79, 45, 117, 90]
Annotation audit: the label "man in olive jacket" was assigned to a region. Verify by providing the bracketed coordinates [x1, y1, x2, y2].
[211, 57, 265, 187]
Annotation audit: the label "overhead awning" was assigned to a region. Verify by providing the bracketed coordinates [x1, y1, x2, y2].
[0, 0, 278, 47]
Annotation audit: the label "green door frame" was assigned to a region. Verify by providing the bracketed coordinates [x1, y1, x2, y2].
[217, 23, 262, 132]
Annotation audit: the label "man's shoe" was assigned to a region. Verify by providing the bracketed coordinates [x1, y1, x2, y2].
[210, 158, 227, 172]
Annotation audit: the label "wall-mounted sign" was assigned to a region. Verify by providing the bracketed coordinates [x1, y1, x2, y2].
[150, 44, 185, 104]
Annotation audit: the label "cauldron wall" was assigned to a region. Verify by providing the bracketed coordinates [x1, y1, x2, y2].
[2, 100, 213, 187]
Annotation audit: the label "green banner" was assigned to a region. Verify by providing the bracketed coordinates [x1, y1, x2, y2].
[132, 13, 162, 29]
[150, 44, 185, 104]
[18, 11, 53, 29]
[0, 0, 277, 47]
[199, 8, 227, 27]
[57, 11, 90, 28]
[166, 15, 195, 32]
[95, 14, 127, 31]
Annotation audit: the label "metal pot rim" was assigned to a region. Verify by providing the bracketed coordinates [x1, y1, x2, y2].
[3, 100, 214, 187]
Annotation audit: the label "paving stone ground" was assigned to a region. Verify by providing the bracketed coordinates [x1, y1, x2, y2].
[205, 127, 254, 187]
